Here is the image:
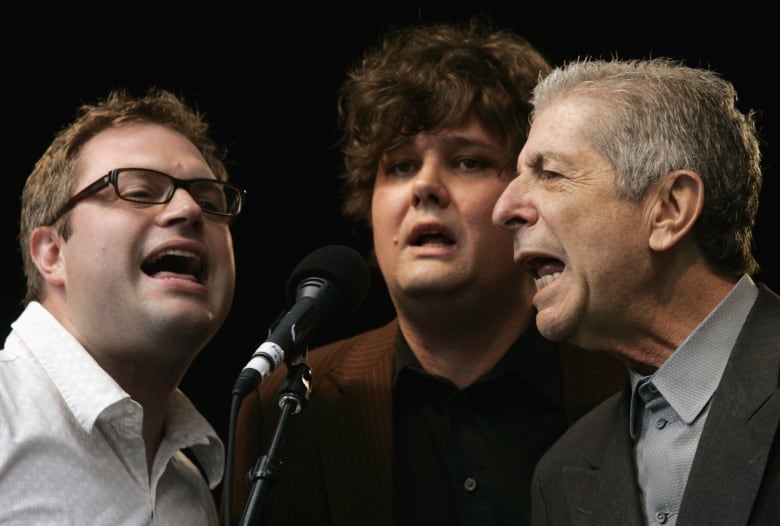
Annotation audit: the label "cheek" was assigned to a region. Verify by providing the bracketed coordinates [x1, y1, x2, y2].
[209, 230, 236, 274]
[462, 189, 508, 228]
[371, 185, 406, 219]
[63, 240, 125, 292]
[475, 222, 515, 264]
[67, 228, 121, 264]
[371, 189, 406, 236]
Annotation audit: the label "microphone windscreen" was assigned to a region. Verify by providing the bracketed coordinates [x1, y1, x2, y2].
[285, 245, 370, 321]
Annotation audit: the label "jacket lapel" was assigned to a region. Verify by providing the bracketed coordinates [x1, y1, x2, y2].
[678, 287, 780, 524]
[563, 390, 645, 526]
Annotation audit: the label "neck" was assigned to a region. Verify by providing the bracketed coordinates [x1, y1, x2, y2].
[396, 297, 534, 388]
[592, 264, 740, 372]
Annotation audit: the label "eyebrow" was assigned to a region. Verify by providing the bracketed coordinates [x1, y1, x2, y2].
[390, 130, 498, 151]
[444, 128, 503, 149]
[525, 150, 570, 170]
[524, 151, 550, 171]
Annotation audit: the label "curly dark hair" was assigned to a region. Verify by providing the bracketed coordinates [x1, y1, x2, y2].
[336, 17, 551, 226]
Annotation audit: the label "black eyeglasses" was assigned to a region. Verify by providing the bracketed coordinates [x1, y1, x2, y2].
[48, 167, 246, 225]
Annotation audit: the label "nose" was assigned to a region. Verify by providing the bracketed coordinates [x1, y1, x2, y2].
[492, 174, 537, 231]
[411, 162, 451, 209]
[156, 187, 204, 226]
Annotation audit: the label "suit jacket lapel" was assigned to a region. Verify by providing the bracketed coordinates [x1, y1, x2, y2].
[678, 287, 780, 524]
[563, 389, 645, 526]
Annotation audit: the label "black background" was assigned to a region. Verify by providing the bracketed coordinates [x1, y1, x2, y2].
[7, 6, 777, 458]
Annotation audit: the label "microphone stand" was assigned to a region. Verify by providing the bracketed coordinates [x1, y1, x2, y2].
[238, 360, 312, 526]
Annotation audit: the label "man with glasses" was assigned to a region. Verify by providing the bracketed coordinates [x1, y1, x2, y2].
[0, 88, 244, 525]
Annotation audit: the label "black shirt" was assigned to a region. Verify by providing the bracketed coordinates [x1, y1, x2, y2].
[393, 326, 567, 526]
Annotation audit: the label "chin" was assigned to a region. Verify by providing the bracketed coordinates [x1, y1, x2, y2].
[157, 304, 219, 332]
[534, 310, 576, 342]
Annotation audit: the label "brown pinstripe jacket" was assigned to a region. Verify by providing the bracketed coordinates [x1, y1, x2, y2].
[224, 318, 626, 526]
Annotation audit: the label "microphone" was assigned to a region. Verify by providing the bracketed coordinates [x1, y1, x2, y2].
[232, 245, 370, 398]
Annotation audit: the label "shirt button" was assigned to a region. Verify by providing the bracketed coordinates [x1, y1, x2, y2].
[463, 477, 477, 492]
[655, 511, 668, 523]
[656, 418, 668, 429]
[648, 383, 658, 393]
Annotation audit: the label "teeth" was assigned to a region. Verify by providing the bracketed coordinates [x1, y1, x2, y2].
[148, 249, 199, 264]
[534, 272, 560, 290]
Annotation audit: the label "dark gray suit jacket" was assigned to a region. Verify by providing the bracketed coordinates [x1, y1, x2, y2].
[531, 284, 780, 526]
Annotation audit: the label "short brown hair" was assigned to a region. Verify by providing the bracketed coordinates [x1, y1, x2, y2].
[19, 88, 229, 305]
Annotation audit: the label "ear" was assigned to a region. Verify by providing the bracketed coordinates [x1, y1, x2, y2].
[29, 226, 66, 287]
[647, 170, 704, 252]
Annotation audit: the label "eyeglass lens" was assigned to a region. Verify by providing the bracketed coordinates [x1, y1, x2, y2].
[117, 169, 239, 215]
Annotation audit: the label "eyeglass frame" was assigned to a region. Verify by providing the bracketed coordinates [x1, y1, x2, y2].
[47, 167, 246, 225]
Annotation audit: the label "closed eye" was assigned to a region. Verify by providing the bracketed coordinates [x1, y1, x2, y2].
[537, 169, 562, 181]
[525, 151, 567, 182]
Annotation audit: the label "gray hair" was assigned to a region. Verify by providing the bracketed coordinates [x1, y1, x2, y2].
[530, 57, 762, 276]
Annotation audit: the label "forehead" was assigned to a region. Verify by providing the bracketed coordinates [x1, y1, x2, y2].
[519, 97, 615, 178]
[524, 98, 595, 153]
[393, 117, 501, 151]
[76, 123, 208, 181]
[532, 96, 594, 141]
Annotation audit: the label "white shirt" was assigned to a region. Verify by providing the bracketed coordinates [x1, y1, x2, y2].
[0, 302, 225, 526]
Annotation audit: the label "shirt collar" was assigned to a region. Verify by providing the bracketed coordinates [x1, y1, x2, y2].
[164, 390, 225, 488]
[11, 301, 225, 487]
[11, 302, 128, 432]
[629, 274, 759, 436]
[392, 322, 563, 406]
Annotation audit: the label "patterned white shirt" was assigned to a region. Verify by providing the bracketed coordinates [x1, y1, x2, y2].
[0, 302, 225, 525]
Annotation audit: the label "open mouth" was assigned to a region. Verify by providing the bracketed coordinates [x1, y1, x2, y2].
[410, 223, 455, 247]
[524, 257, 564, 290]
[411, 229, 454, 246]
[141, 249, 204, 283]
